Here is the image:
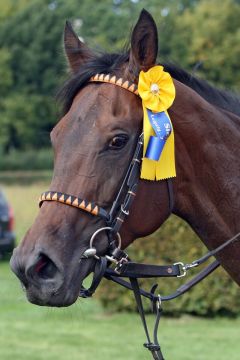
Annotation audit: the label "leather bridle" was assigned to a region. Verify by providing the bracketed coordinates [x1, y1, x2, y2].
[39, 73, 174, 259]
[39, 73, 240, 360]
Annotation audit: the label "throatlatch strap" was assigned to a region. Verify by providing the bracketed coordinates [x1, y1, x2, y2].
[166, 179, 174, 213]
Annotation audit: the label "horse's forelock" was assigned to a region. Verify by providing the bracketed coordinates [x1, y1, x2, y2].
[57, 52, 130, 115]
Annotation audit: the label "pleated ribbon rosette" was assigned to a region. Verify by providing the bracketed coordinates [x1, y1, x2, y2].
[138, 65, 176, 180]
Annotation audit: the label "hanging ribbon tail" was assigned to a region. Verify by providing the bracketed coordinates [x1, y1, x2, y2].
[141, 106, 176, 181]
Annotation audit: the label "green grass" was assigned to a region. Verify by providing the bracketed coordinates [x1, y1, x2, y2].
[2, 178, 51, 241]
[1, 261, 240, 360]
[0, 174, 240, 360]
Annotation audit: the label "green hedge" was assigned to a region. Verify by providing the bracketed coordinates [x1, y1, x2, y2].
[0, 148, 53, 171]
[97, 215, 240, 316]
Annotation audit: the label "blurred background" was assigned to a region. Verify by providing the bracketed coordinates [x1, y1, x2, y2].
[0, 0, 239, 359]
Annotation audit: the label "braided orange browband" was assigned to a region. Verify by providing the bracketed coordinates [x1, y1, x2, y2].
[89, 74, 139, 96]
[39, 191, 109, 220]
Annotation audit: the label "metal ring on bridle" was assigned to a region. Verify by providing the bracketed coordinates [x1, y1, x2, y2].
[83, 227, 122, 259]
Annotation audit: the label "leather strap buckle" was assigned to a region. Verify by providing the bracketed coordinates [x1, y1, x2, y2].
[114, 257, 129, 275]
[174, 262, 187, 277]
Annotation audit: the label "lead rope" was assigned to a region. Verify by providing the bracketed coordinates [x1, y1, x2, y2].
[130, 278, 164, 360]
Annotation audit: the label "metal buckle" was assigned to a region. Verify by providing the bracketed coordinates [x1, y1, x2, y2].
[185, 262, 199, 270]
[121, 204, 129, 216]
[174, 262, 187, 277]
[114, 257, 128, 274]
[105, 255, 118, 264]
[156, 294, 162, 309]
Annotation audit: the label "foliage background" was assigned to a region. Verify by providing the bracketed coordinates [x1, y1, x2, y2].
[0, 0, 239, 315]
[98, 216, 240, 316]
[1, 0, 240, 159]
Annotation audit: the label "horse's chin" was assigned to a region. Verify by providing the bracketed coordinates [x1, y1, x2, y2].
[25, 284, 81, 307]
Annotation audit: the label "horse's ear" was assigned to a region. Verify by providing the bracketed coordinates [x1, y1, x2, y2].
[128, 9, 158, 76]
[64, 21, 94, 73]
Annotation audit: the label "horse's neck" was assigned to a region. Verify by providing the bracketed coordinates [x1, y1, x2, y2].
[172, 82, 240, 284]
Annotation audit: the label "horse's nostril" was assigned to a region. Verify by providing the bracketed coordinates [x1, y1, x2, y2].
[34, 253, 58, 280]
[26, 253, 58, 282]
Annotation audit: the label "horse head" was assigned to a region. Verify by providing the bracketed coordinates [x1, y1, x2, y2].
[10, 10, 173, 306]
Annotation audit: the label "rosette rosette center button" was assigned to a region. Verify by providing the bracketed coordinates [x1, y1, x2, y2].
[150, 83, 159, 94]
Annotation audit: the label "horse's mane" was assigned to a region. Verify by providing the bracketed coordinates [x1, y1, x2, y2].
[58, 52, 240, 117]
[164, 63, 240, 117]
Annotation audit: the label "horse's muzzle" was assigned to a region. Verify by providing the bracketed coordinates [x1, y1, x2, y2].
[10, 245, 96, 307]
[10, 247, 66, 305]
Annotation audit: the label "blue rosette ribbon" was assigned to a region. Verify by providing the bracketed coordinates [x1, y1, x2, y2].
[145, 109, 172, 161]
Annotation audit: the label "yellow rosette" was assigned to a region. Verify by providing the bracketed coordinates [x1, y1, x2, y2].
[138, 65, 176, 180]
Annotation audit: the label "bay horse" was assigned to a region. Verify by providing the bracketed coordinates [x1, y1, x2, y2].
[10, 10, 240, 308]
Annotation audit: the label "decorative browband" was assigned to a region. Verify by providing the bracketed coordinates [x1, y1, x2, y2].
[89, 73, 139, 96]
[39, 191, 109, 220]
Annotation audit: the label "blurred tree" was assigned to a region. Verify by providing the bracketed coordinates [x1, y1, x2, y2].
[0, 0, 31, 20]
[0, 49, 13, 94]
[98, 214, 240, 316]
[170, 0, 240, 88]
[0, 0, 239, 153]
[0, 0, 143, 151]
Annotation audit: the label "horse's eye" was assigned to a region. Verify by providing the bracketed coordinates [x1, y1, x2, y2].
[109, 134, 129, 150]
